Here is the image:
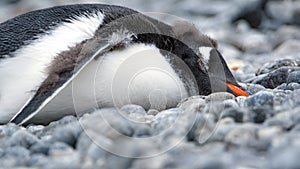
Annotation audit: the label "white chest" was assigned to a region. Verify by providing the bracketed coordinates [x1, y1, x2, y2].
[30, 43, 189, 123]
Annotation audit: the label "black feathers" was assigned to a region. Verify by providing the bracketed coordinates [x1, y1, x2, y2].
[0, 4, 138, 57]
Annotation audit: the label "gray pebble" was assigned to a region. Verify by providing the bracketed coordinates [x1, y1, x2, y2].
[287, 71, 300, 84]
[264, 117, 294, 131]
[0, 123, 21, 137]
[221, 108, 244, 123]
[1, 1, 300, 169]
[256, 59, 299, 75]
[245, 91, 274, 108]
[2, 129, 39, 149]
[224, 124, 259, 147]
[48, 142, 74, 156]
[27, 154, 48, 167]
[147, 109, 159, 116]
[255, 67, 300, 89]
[286, 82, 300, 90]
[29, 141, 50, 155]
[269, 145, 300, 169]
[206, 92, 235, 102]
[187, 114, 215, 143]
[50, 121, 82, 147]
[120, 104, 147, 114]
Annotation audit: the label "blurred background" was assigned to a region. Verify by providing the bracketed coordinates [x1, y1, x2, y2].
[2, 2, 300, 168]
[1, 0, 300, 80]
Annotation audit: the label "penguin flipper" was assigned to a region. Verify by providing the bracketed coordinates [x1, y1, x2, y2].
[9, 36, 127, 125]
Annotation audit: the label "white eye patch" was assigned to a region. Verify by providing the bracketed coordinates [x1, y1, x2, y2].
[199, 46, 214, 63]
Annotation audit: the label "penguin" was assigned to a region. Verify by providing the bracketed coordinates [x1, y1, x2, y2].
[0, 4, 249, 125]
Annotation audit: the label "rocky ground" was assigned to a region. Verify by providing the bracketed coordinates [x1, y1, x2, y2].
[1, 0, 300, 169]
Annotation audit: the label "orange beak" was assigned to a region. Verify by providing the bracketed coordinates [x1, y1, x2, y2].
[226, 83, 250, 97]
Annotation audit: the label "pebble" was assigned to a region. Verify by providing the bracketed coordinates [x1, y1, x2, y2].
[255, 59, 300, 75]
[50, 121, 82, 147]
[287, 71, 300, 84]
[1, 129, 39, 149]
[224, 123, 258, 147]
[221, 108, 244, 123]
[274, 39, 300, 56]
[1, 0, 300, 168]
[245, 91, 274, 108]
[254, 67, 300, 88]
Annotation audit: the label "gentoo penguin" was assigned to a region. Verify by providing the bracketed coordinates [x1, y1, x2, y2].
[0, 4, 249, 125]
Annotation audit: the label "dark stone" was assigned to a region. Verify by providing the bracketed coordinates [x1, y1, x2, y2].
[243, 108, 268, 123]
[287, 71, 300, 84]
[30, 142, 50, 155]
[286, 83, 300, 91]
[232, 0, 267, 28]
[256, 59, 299, 75]
[221, 108, 244, 123]
[254, 67, 300, 89]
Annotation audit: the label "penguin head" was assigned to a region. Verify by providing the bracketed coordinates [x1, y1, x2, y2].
[173, 21, 249, 97]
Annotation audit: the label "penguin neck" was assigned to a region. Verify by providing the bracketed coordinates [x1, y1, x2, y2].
[133, 33, 212, 96]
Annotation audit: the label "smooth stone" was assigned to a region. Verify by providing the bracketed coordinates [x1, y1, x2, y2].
[264, 118, 294, 131]
[274, 39, 300, 56]
[38, 116, 78, 138]
[209, 124, 236, 142]
[203, 102, 228, 120]
[224, 124, 259, 146]
[76, 132, 93, 161]
[223, 99, 239, 109]
[291, 124, 300, 133]
[245, 91, 274, 108]
[235, 96, 247, 107]
[275, 83, 287, 90]
[179, 96, 206, 114]
[29, 141, 50, 155]
[232, 1, 265, 28]
[254, 67, 300, 89]
[0, 123, 21, 137]
[258, 126, 283, 141]
[3, 129, 39, 149]
[79, 108, 134, 138]
[4, 146, 30, 159]
[287, 71, 300, 84]
[244, 83, 266, 95]
[26, 125, 45, 135]
[286, 82, 300, 91]
[221, 108, 244, 123]
[187, 114, 214, 143]
[48, 142, 74, 156]
[1, 146, 30, 168]
[130, 154, 171, 169]
[50, 121, 82, 148]
[147, 109, 159, 116]
[256, 59, 299, 75]
[272, 25, 300, 46]
[240, 31, 272, 54]
[120, 104, 147, 116]
[269, 145, 300, 169]
[206, 92, 235, 103]
[243, 107, 268, 124]
[266, 1, 298, 24]
[27, 154, 48, 167]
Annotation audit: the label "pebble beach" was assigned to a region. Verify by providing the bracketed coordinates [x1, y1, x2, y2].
[1, 0, 300, 168]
